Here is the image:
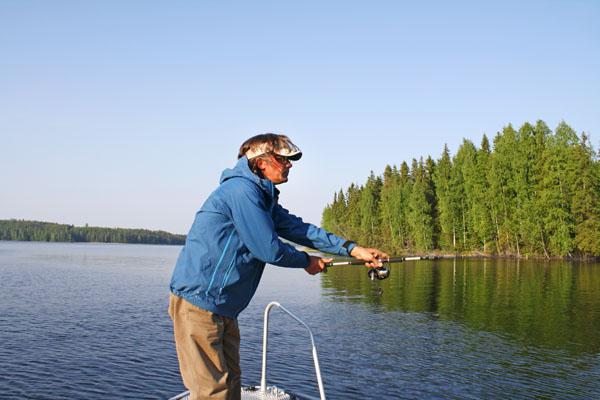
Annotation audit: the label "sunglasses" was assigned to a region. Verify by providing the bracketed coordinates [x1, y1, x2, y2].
[269, 153, 292, 165]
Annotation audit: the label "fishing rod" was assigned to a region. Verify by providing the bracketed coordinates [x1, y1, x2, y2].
[325, 256, 442, 281]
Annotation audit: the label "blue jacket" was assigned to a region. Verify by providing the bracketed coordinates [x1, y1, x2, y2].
[170, 156, 354, 318]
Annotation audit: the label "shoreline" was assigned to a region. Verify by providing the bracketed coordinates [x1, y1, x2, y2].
[303, 248, 600, 262]
[2, 239, 597, 262]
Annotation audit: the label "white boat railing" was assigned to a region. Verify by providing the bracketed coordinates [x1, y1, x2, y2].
[260, 301, 326, 400]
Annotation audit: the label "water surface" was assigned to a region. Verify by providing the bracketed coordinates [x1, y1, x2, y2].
[1, 242, 599, 399]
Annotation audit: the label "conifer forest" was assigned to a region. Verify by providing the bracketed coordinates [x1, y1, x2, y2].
[322, 121, 600, 258]
[0, 220, 185, 245]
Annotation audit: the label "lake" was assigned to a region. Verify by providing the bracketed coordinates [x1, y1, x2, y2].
[1, 242, 599, 399]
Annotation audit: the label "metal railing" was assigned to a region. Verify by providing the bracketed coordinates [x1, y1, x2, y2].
[260, 301, 326, 400]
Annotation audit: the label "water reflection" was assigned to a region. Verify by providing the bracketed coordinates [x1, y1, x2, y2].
[321, 259, 600, 354]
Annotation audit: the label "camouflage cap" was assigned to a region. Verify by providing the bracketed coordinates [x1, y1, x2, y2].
[244, 134, 302, 161]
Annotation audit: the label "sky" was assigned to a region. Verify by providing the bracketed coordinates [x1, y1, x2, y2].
[1, 0, 599, 234]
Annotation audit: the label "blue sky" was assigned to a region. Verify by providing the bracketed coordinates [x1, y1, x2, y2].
[1, 0, 599, 234]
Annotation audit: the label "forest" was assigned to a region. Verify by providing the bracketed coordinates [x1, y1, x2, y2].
[322, 121, 599, 258]
[0, 220, 185, 245]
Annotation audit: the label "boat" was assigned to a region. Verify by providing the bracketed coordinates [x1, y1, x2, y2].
[168, 301, 326, 400]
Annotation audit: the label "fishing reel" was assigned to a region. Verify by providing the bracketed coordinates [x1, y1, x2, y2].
[367, 266, 390, 281]
[327, 255, 439, 282]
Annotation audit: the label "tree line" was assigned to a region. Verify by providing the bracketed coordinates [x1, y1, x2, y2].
[0, 220, 185, 245]
[322, 121, 600, 258]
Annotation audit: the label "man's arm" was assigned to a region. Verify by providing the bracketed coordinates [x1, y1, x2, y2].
[225, 182, 309, 268]
[273, 204, 353, 256]
[273, 204, 388, 266]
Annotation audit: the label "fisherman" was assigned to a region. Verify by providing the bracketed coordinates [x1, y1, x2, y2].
[168, 133, 388, 400]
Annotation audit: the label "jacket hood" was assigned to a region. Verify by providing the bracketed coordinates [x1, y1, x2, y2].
[220, 156, 277, 197]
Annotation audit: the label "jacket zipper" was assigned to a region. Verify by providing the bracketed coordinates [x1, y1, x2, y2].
[218, 256, 237, 295]
[205, 231, 235, 296]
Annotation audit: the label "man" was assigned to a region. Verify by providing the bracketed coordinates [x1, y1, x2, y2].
[169, 133, 388, 400]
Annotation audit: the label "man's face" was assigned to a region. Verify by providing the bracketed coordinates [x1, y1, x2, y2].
[258, 154, 293, 184]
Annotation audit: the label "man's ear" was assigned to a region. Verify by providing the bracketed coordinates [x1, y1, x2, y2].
[256, 158, 268, 171]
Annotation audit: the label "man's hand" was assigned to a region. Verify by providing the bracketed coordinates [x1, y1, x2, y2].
[349, 246, 389, 268]
[305, 255, 333, 275]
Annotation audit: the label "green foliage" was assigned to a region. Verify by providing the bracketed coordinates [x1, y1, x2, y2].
[379, 165, 403, 253]
[407, 159, 434, 252]
[359, 172, 383, 247]
[433, 144, 458, 251]
[571, 133, 600, 256]
[322, 120, 599, 257]
[0, 220, 185, 245]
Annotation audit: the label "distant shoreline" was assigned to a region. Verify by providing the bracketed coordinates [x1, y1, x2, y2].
[0, 219, 186, 246]
[0, 240, 184, 247]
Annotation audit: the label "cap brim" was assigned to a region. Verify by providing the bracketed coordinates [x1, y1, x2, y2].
[287, 152, 302, 161]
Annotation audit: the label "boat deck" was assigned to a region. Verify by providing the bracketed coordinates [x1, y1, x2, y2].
[169, 386, 298, 400]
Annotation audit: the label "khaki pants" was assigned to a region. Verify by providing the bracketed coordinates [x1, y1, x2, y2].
[169, 294, 241, 400]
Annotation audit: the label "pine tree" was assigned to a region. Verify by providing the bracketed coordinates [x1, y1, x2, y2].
[453, 140, 478, 250]
[538, 122, 578, 256]
[571, 133, 600, 256]
[359, 172, 383, 247]
[425, 156, 439, 248]
[407, 159, 434, 252]
[513, 123, 539, 255]
[398, 161, 412, 250]
[527, 121, 552, 257]
[488, 125, 519, 254]
[379, 165, 403, 253]
[346, 184, 363, 243]
[433, 144, 457, 251]
[472, 135, 494, 253]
